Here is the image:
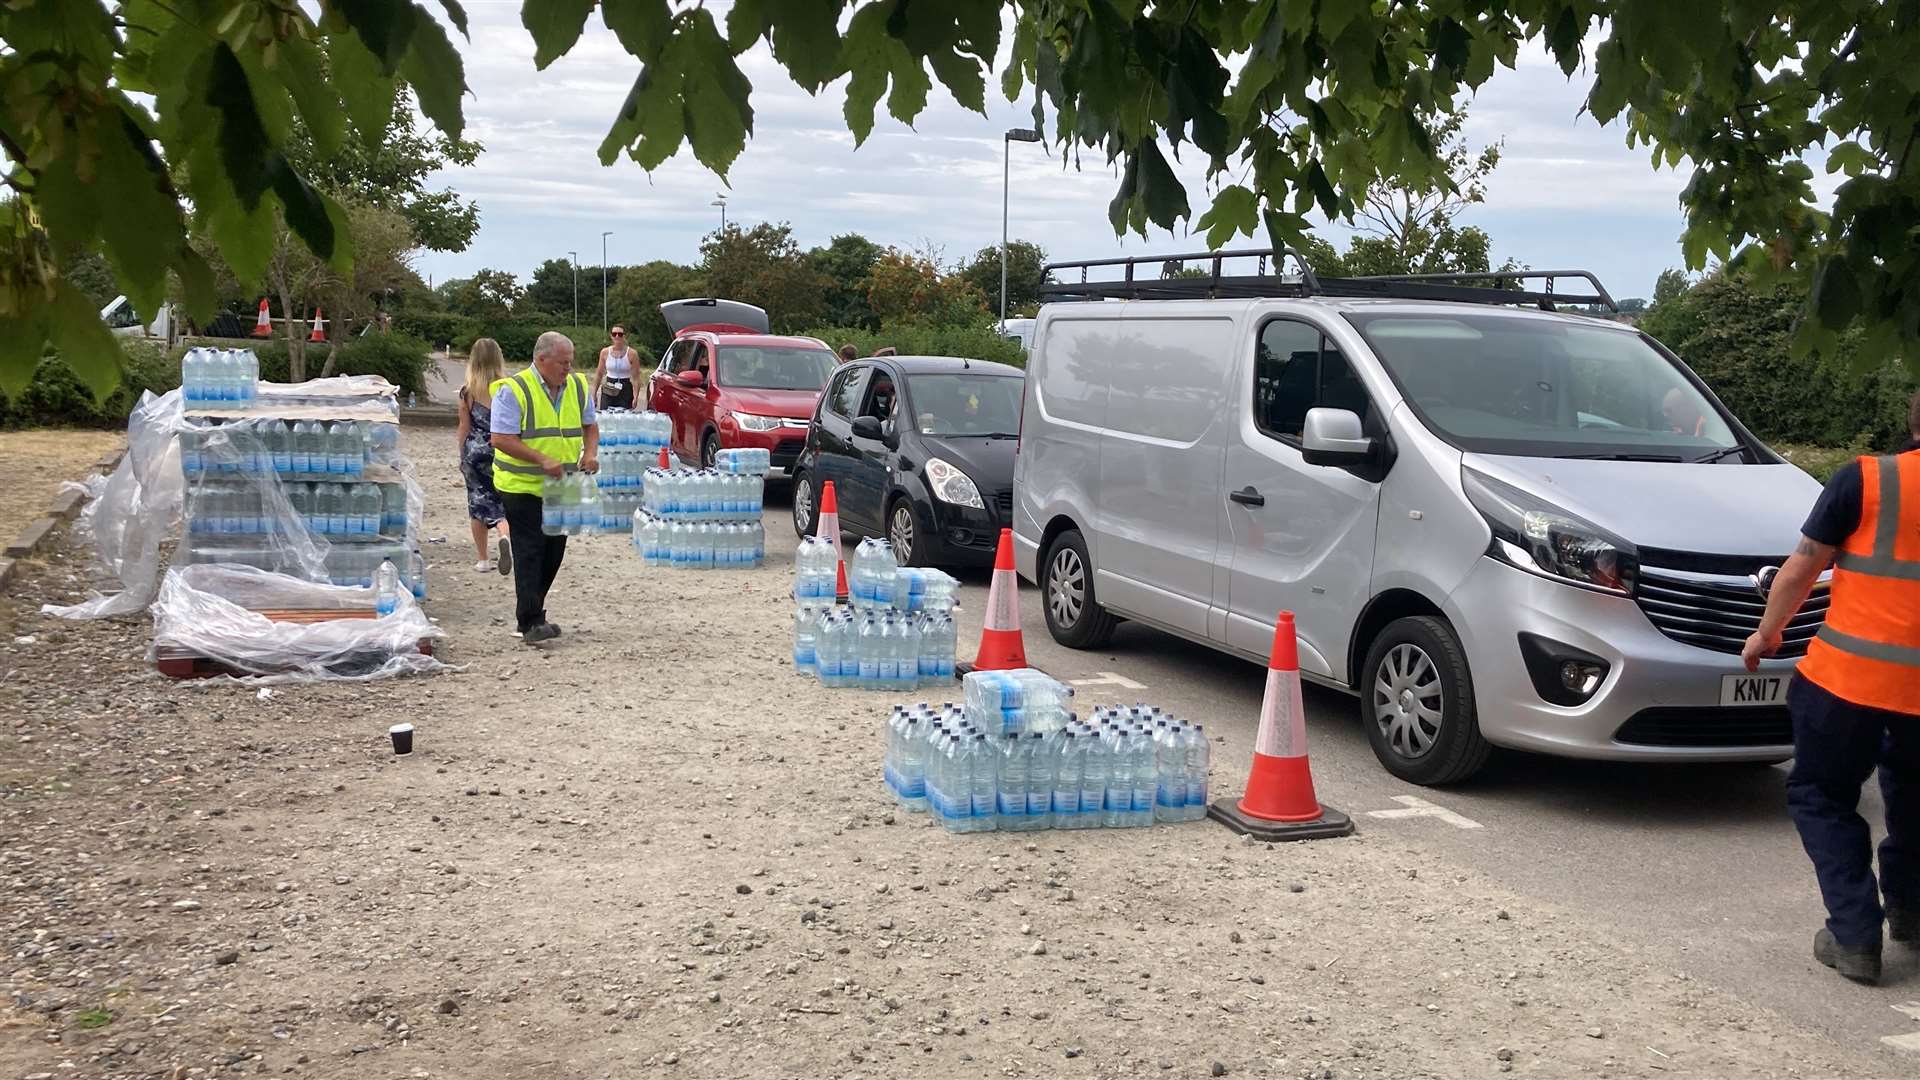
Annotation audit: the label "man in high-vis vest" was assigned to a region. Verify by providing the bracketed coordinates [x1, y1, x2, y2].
[490, 331, 599, 644]
[1744, 391, 1920, 985]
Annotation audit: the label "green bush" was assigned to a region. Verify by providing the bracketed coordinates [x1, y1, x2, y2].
[796, 319, 1026, 369]
[0, 338, 182, 429]
[393, 310, 478, 351]
[459, 321, 649, 372]
[1640, 275, 1917, 450]
[329, 333, 431, 396]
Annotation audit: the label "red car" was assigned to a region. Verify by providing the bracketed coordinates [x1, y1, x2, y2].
[648, 299, 840, 472]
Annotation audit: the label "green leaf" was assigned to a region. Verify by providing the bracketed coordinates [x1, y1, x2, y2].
[605, 0, 673, 60]
[1195, 184, 1259, 248]
[327, 30, 398, 148]
[204, 46, 273, 209]
[1304, 159, 1338, 217]
[524, 0, 597, 70]
[724, 0, 772, 49]
[1317, 0, 1368, 42]
[678, 10, 754, 174]
[439, 0, 470, 37]
[1135, 141, 1189, 231]
[94, 114, 184, 322]
[755, 0, 845, 92]
[205, 188, 275, 288]
[234, 50, 296, 148]
[929, 49, 985, 113]
[46, 280, 122, 403]
[1811, 258, 1862, 330]
[175, 246, 218, 326]
[335, 0, 420, 73]
[598, 64, 686, 171]
[268, 160, 349, 272]
[0, 308, 51, 399]
[403, 8, 467, 136]
[276, 35, 346, 157]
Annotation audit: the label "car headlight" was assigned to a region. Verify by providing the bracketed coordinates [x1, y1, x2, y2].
[730, 411, 782, 431]
[924, 456, 984, 508]
[1461, 467, 1637, 594]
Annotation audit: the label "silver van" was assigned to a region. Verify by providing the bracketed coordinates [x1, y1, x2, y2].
[1012, 250, 1826, 784]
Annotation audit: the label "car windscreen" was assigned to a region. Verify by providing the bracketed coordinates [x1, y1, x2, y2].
[716, 346, 836, 390]
[907, 373, 1024, 436]
[1343, 312, 1742, 460]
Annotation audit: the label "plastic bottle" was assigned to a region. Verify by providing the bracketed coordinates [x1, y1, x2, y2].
[267, 419, 291, 475]
[381, 483, 406, 535]
[1053, 732, 1087, 829]
[1129, 725, 1157, 826]
[375, 559, 401, 616]
[897, 716, 928, 811]
[352, 482, 381, 536]
[323, 421, 349, 475]
[966, 734, 997, 832]
[1183, 724, 1210, 822]
[995, 735, 1031, 832]
[792, 603, 821, 675]
[857, 613, 881, 689]
[1024, 731, 1054, 829]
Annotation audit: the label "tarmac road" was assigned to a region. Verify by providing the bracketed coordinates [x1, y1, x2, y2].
[760, 483, 1920, 1066]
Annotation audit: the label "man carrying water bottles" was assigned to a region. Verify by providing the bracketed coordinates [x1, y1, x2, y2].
[491, 331, 599, 645]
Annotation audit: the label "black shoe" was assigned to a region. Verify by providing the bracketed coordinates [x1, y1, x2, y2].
[1813, 928, 1881, 984]
[540, 621, 562, 638]
[1889, 908, 1918, 944]
[522, 623, 560, 645]
[496, 538, 511, 576]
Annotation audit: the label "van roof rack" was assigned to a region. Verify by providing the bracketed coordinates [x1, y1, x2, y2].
[1038, 247, 1617, 313]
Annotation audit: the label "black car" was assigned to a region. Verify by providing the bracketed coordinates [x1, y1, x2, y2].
[792, 355, 1024, 567]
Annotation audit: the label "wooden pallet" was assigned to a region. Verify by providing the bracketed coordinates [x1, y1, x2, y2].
[154, 607, 435, 680]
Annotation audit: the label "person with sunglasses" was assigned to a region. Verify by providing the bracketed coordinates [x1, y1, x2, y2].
[594, 326, 640, 410]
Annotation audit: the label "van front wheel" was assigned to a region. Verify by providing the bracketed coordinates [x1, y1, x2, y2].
[1360, 616, 1490, 785]
[1042, 529, 1116, 649]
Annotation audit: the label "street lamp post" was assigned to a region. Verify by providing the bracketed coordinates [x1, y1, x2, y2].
[711, 194, 728, 232]
[1001, 128, 1042, 329]
[600, 231, 612, 332]
[568, 250, 578, 329]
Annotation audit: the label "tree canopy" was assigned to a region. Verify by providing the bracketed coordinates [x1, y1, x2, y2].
[4, 0, 1917, 401]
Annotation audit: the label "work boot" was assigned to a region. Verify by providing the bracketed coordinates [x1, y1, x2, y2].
[522, 623, 560, 645]
[1813, 928, 1881, 984]
[1889, 908, 1918, 945]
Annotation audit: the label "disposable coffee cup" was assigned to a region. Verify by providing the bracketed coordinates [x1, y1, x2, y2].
[389, 723, 415, 755]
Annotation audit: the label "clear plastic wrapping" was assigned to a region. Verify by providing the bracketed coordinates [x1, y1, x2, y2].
[44, 372, 441, 683]
[150, 564, 447, 682]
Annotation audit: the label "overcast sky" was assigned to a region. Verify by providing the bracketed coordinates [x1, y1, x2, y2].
[416, 7, 1709, 303]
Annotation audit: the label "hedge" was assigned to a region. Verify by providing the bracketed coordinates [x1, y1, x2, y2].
[455, 321, 650, 372]
[0, 339, 180, 429]
[1639, 276, 1916, 451]
[796, 319, 1026, 369]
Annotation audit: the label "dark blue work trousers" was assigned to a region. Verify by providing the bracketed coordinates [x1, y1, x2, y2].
[1785, 675, 1920, 947]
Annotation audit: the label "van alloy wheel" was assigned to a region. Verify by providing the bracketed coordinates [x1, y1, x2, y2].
[792, 475, 814, 538]
[1048, 546, 1086, 627]
[1373, 643, 1443, 758]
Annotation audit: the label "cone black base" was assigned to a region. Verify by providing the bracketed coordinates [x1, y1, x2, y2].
[1206, 799, 1355, 842]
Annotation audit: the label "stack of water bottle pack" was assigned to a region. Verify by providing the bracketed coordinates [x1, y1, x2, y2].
[882, 672, 1212, 833]
[590, 410, 672, 530]
[627, 449, 767, 568]
[790, 537, 960, 688]
[179, 347, 262, 408]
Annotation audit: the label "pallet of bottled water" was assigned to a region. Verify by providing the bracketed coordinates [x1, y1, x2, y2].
[885, 694, 1211, 834]
[186, 480, 406, 541]
[640, 465, 764, 523]
[596, 409, 672, 453]
[181, 416, 390, 481]
[793, 537, 959, 610]
[633, 518, 766, 569]
[594, 410, 670, 530]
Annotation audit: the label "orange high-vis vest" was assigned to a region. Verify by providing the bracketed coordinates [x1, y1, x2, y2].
[1797, 451, 1920, 715]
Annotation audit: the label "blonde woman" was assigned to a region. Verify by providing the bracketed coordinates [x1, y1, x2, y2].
[456, 338, 511, 574]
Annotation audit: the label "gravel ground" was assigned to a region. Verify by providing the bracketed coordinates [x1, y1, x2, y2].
[0, 428, 1901, 1079]
[0, 431, 123, 544]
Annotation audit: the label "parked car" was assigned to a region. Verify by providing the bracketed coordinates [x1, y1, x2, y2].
[648, 298, 838, 472]
[793, 355, 1024, 567]
[1014, 249, 1826, 785]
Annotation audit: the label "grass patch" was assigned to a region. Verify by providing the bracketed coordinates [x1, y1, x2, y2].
[76, 1008, 113, 1029]
[1771, 443, 1857, 482]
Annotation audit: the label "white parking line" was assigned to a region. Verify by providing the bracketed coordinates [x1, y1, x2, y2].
[1893, 1002, 1920, 1022]
[1068, 671, 1148, 691]
[1882, 1032, 1920, 1054]
[1363, 795, 1484, 830]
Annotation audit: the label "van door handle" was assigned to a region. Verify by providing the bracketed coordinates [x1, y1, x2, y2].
[1229, 487, 1265, 507]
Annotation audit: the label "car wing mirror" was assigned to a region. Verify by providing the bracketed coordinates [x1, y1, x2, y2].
[1301, 407, 1374, 466]
[675, 369, 705, 387]
[851, 415, 884, 441]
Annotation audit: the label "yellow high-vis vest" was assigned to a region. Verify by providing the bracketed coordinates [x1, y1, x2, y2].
[491, 368, 588, 495]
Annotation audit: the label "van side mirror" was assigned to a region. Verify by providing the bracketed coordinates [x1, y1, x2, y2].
[1301, 407, 1374, 466]
[851, 415, 885, 441]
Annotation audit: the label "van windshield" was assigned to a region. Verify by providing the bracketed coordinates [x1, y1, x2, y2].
[716, 346, 836, 390]
[1344, 312, 1743, 460]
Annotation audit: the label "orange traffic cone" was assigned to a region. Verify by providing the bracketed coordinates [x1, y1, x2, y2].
[816, 481, 847, 602]
[1207, 612, 1354, 841]
[658, 447, 671, 469]
[969, 528, 1028, 671]
[308, 308, 326, 342]
[250, 298, 271, 337]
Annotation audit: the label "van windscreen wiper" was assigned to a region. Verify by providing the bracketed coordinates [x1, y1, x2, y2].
[1558, 452, 1685, 462]
[1692, 444, 1750, 464]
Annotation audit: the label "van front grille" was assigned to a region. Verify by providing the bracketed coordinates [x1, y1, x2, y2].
[1633, 562, 1828, 657]
[994, 490, 1013, 519]
[1615, 706, 1792, 748]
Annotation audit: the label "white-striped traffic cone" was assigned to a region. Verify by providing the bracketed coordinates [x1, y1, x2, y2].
[969, 528, 1028, 671]
[1207, 611, 1354, 841]
[251, 298, 271, 337]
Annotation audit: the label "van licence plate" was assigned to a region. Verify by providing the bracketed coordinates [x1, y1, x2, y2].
[1720, 673, 1789, 705]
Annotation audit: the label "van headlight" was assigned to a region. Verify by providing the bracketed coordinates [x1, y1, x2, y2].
[1462, 467, 1638, 595]
[924, 457, 984, 508]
